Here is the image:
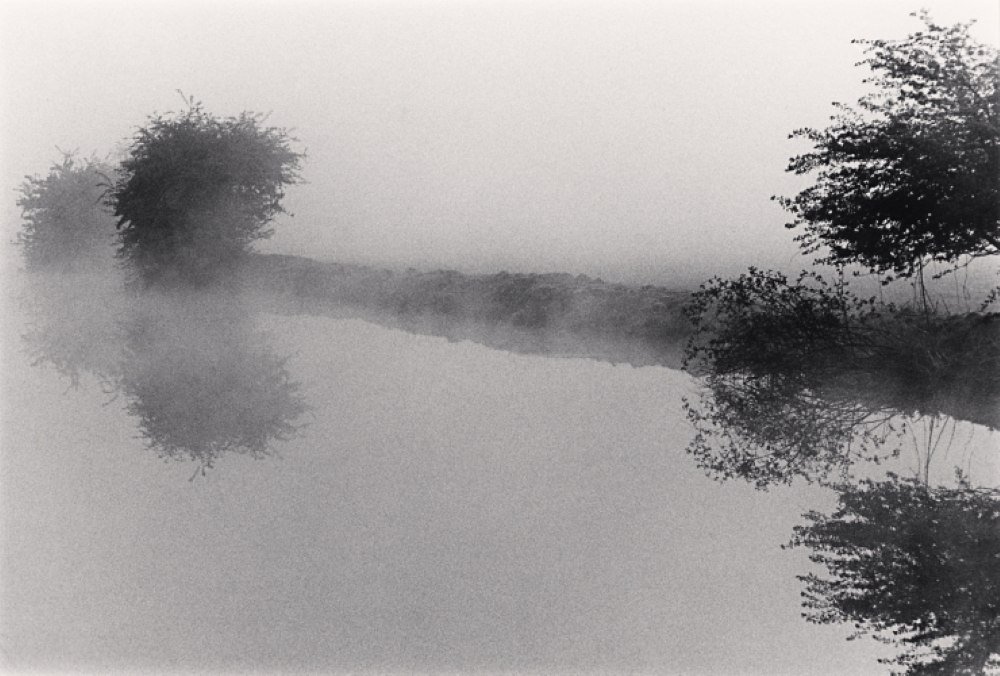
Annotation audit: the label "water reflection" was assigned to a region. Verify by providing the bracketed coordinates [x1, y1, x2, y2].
[681, 291, 1000, 673]
[122, 294, 308, 475]
[20, 272, 126, 389]
[786, 473, 1000, 674]
[19, 272, 308, 474]
[682, 362, 904, 488]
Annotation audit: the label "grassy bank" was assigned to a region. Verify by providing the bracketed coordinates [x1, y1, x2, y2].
[238, 253, 694, 369]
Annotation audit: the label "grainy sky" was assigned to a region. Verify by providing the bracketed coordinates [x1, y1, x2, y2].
[2, 0, 998, 285]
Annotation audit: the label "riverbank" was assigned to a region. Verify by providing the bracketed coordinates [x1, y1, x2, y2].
[235, 254, 999, 430]
[238, 253, 694, 369]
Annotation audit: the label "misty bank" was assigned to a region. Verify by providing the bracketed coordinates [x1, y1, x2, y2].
[238, 253, 694, 369]
[235, 253, 999, 431]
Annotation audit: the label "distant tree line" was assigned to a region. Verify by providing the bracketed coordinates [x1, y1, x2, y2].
[239, 253, 693, 368]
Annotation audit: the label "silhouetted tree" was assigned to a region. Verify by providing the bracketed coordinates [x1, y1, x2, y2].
[109, 100, 303, 287]
[16, 153, 118, 271]
[775, 12, 999, 284]
[787, 474, 1000, 675]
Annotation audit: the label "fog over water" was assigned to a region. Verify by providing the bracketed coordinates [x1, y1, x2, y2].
[3, 269, 995, 673]
[0, 272, 898, 673]
[2, 1, 999, 674]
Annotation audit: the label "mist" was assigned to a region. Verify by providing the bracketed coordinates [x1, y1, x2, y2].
[3, 2, 999, 673]
[3, 0, 997, 287]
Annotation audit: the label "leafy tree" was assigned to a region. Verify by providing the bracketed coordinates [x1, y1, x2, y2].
[109, 101, 303, 287]
[775, 12, 999, 283]
[16, 153, 118, 271]
[787, 474, 1000, 675]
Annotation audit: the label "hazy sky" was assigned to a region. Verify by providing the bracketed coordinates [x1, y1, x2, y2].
[2, 0, 998, 285]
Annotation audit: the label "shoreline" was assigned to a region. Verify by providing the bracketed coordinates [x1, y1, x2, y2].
[238, 253, 694, 370]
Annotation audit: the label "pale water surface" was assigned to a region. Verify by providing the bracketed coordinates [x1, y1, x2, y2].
[6, 277, 978, 674]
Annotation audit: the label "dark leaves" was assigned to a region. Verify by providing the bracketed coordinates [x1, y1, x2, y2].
[775, 12, 999, 279]
[109, 101, 304, 288]
[787, 474, 1000, 674]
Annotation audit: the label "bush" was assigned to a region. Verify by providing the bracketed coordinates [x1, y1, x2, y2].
[682, 269, 901, 487]
[682, 268, 1000, 487]
[109, 102, 303, 287]
[16, 153, 118, 271]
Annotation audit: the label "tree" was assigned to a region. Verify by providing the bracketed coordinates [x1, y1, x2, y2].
[787, 474, 1000, 675]
[775, 12, 999, 283]
[109, 101, 303, 287]
[16, 152, 118, 271]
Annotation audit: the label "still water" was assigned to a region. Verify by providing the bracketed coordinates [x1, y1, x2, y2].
[7, 271, 984, 674]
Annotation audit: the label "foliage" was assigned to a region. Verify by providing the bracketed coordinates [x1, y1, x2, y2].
[775, 12, 999, 281]
[16, 153, 118, 271]
[122, 295, 308, 476]
[682, 268, 902, 487]
[787, 474, 1000, 675]
[682, 268, 1000, 486]
[109, 101, 303, 287]
[239, 253, 693, 366]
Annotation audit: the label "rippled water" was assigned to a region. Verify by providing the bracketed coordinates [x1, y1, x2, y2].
[5, 272, 974, 674]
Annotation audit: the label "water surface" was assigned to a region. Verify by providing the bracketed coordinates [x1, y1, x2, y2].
[1, 276, 934, 673]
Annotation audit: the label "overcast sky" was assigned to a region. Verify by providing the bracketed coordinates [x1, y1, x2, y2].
[2, 0, 998, 285]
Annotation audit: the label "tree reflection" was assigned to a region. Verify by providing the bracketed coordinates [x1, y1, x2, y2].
[682, 269, 899, 487]
[20, 277, 308, 475]
[121, 293, 308, 476]
[787, 474, 1000, 675]
[20, 272, 127, 389]
[681, 269, 1000, 672]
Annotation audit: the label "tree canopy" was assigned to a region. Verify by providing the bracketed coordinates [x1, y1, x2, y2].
[787, 474, 1000, 675]
[16, 153, 118, 271]
[109, 101, 303, 287]
[776, 12, 999, 281]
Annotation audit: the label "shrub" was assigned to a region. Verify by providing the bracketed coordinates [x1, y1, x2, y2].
[109, 102, 303, 287]
[16, 153, 118, 271]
